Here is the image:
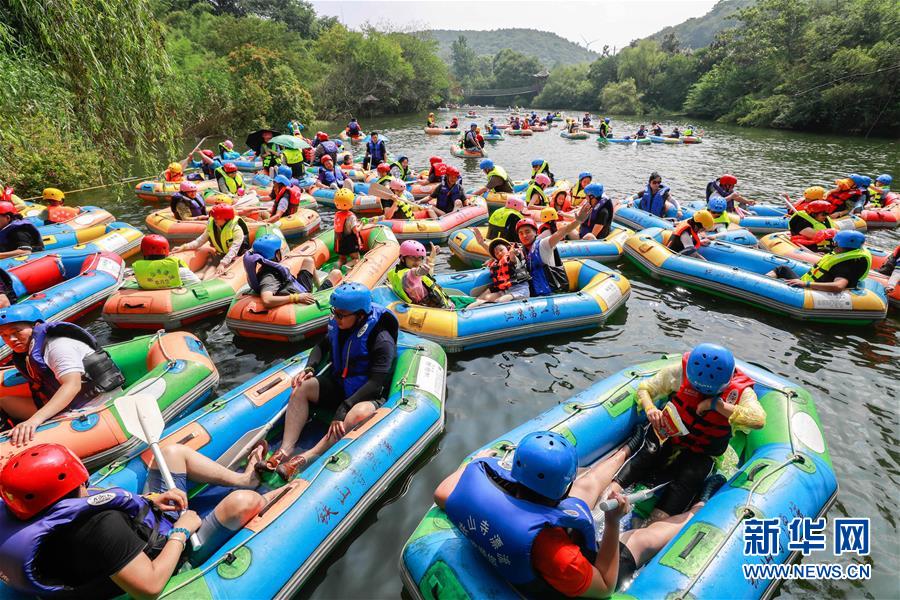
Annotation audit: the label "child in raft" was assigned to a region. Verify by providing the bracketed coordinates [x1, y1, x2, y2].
[469, 238, 531, 307]
[383, 179, 438, 220]
[388, 241, 475, 310]
[332, 188, 361, 269]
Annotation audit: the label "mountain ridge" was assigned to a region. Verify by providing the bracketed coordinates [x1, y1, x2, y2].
[419, 28, 599, 67]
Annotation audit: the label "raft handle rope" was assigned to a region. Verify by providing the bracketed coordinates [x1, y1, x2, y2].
[160, 345, 433, 597]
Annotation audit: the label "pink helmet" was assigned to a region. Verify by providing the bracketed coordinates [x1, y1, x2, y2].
[535, 174, 551, 186]
[389, 178, 406, 192]
[505, 196, 526, 212]
[223, 139, 234, 150]
[179, 181, 198, 193]
[399, 240, 426, 258]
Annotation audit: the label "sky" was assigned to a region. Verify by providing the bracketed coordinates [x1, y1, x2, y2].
[310, 0, 720, 52]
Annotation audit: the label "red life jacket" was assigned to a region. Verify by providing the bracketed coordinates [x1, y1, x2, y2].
[668, 352, 755, 456]
[668, 220, 702, 252]
[272, 185, 302, 217]
[824, 189, 860, 212]
[489, 255, 513, 291]
[333, 210, 361, 253]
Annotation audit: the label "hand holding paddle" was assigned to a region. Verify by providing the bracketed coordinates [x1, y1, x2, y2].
[597, 482, 669, 512]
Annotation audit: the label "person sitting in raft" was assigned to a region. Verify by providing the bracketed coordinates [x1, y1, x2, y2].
[771, 230, 871, 292]
[847, 174, 872, 214]
[173, 203, 249, 280]
[244, 234, 340, 309]
[215, 162, 245, 195]
[427, 165, 465, 216]
[876, 243, 899, 293]
[634, 171, 682, 218]
[599, 117, 612, 138]
[666, 210, 715, 260]
[867, 174, 892, 207]
[258, 131, 281, 178]
[133, 234, 201, 290]
[315, 155, 354, 191]
[447, 117, 459, 129]
[0, 304, 126, 445]
[788, 197, 837, 252]
[194, 149, 222, 180]
[529, 158, 555, 185]
[0, 202, 43, 260]
[516, 203, 592, 297]
[549, 188, 574, 219]
[568, 171, 592, 206]
[487, 121, 501, 136]
[525, 174, 552, 209]
[389, 155, 411, 181]
[704, 197, 734, 239]
[435, 430, 715, 598]
[312, 135, 338, 166]
[36, 187, 80, 225]
[651, 122, 664, 136]
[473, 159, 515, 196]
[482, 196, 526, 242]
[259, 174, 304, 223]
[259, 283, 398, 481]
[426, 112, 436, 127]
[462, 123, 483, 151]
[385, 178, 437, 220]
[667, 126, 680, 139]
[280, 141, 307, 180]
[582, 112, 592, 127]
[469, 238, 531, 307]
[421, 156, 444, 184]
[346, 117, 362, 138]
[683, 125, 695, 136]
[634, 124, 648, 139]
[579, 183, 613, 240]
[824, 177, 863, 218]
[538, 207, 561, 237]
[566, 120, 579, 134]
[388, 241, 472, 310]
[362, 131, 387, 171]
[0, 441, 273, 599]
[608, 343, 764, 525]
[169, 181, 208, 222]
[163, 161, 185, 183]
[373, 162, 393, 187]
[510, 116, 521, 131]
[706, 173, 752, 210]
[217, 139, 241, 161]
[332, 188, 362, 269]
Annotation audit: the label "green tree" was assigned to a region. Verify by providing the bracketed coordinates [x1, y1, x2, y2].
[451, 35, 478, 82]
[599, 79, 643, 115]
[492, 49, 542, 89]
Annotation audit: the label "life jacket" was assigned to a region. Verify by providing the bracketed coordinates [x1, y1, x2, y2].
[201, 158, 222, 180]
[711, 211, 733, 233]
[525, 241, 568, 297]
[376, 174, 392, 187]
[243, 252, 307, 294]
[487, 166, 514, 193]
[463, 131, 479, 148]
[163, 169, 183, 183]
[347, 121, 361, 135]
[488, 254, 514, 291]
[570, 180, 588, 204]
[877, 245, 900, 276]
[434, 182, 463, 213]
[867, 185, 885, 208]
[271, 185, 302, 217]
[552, 194, 573, 214]
[487, 207, 522, 241]
[319, 165, 345, 186]
[333, 210, 361, 254]
[214, 167, 244, 194]
[387, 266, 452, 309]
[580, 197, 612, 239]
[0, 488, 170, 597]
[789, 211, 836, 251]
[705, 180, 730, 201]
[599, 122, 610, 136]
[133, 257, 189, 290]
[389, 160, 409, 180]
[320, 141, 339, 163]
[391, 197, 417, 220]
[525, 183, 548, 207]
[669, 353, 754, 456]
[10, 322, 104, 409]
[366, 140, 386, 163]
[668, 220, 703, 253]
[802, 248, 871, 285]
[825, 188, 860, 212]
[328, 305, 399, 398]
[282, 147, 304, 165]
[206, 217, 250, 256]
[444, 458, 597, 596]
[639, 184, 670, 217]
[530, 161, 551, 181]
[0, 218, 44, 252]
[683, 128, 694, 136]
[169, 192, 206, 220]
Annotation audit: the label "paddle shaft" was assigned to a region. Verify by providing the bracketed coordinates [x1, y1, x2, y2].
[597, 482, 669, 512]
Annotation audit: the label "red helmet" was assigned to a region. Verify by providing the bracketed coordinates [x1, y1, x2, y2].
[806, 200, 832, 214]
[201, 149, 215, 158]
[141, 234, 170, 257]
[719, 174, 737, 187]
[316, 131, 326, 140]
[445, 166, 460, 178]
[434, 163, 448, 177]
[0, 201, 18, 216]
[223, 162, 238, 174]
[429, 156, 443, 165]
[0, 444, 89, 520]
[320, 133, 329, 141]
[210, 203, 235, 220]
[322, 155, 334, 165]
[516, 218, 538, 232]
[376, 163, 391, 175]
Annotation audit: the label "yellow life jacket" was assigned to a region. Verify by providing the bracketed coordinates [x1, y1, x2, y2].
[486, 165, 512, 189]
[387, 267, 451, 308]
[282, 147, 304, 165]
[132, 257, 189, 290]
[214, 168, 244, 194]
[802, 248, 871, 284]
[525, 183, 548, 206]
[206, 217, 247, 255]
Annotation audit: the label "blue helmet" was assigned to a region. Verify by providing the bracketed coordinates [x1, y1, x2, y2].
[858, 175, 872, 188]
[604, 117, 610, 123]
[578, 172, 592, 181]
[584, 183, 604, 198]
[479, 159, 494, 171]
[330, 282, 372, 314]
[834, 230, 865, 250]
[876, 174, 892, 185]
[510, 431, 578, 500]
[708, 197, 728, 213]
[273, 174, 291, 187]
[252, 234, 283, 260]
[397, 155, 408, 163]
[277, 165, 293, 179]
[531, 159, 544, 168]
[686, 343, 735, 395]
[848, 173, 865, 187]
[0, 304, 43, 327]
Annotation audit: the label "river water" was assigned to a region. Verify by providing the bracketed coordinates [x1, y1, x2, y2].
[69, 110, 898, 598]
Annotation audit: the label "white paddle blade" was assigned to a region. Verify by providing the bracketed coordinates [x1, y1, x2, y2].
[114, 393, 165, 444]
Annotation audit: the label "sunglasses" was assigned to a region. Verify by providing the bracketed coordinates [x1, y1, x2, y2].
[330, 308, 357, 320]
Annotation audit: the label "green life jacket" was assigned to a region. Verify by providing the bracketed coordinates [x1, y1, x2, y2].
[133, 257, 189, 290]
[525, 183, 548, 206]
[388, 267, 452, 309]
[802, 247, 872, 284]
[390, 161, 409, 180]
[792, 211, 836, 250]
[392, 198, 416, 220]
[206, 217, 247, 255]
[488, 207, 522, 228]
[486, 165, 513, 190]
[712, 211, 731, 225]
[868, 185, 889, 208]
[376, 174, 392, 186]
[282, 147, 304, 165]
[214, 168, 244, 194]
[684, 128, 694, 136]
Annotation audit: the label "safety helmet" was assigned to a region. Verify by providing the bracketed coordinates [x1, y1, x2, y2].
[707, 197, 727, 213]
[0, 444, 89, 520]
[209, 194, 232, 205]
[510, 431, 578, 500]
[316, 131, 326, 140]
[320, 133, 329, 141]
[685, 343, 735, 396]
[540, 207, 559, 223]
[692, 209, 715, 230]
[429, 156, 442, 165]
[330, 282, 371, 314]
[531, 159, 544, 168]
[209, 203, 235, 221]
[487, 238, 510, 258]
[42, 188, 65, 203]
[0, 303, 43, 327]
[273, 175, 291, 187]
[201, 149, 215, 158]
[505, 196, 526, 213]
[322, 155, 334, 165]
[223, 139, 234, 150]
[876, 174, 892, 185]
[434, 163, 448, 177]
[399, 240, 427, 258]
[803, 186, 826, 201]
[834, 230, 865, 250]
[604, 117, 610, 123]
[334, 188, 355, 211]
[445, 166, 460, 178]
[806, 200, 832, 214]
[534, 174, 551, 187]
[141, 234, 170, 258]
[176, 181, 197, 195]
[252, 234, 283, 260]
[479, 159, 494, 171]
[719, 174, 737, 187]
[584, 183, 604, 198]
[223, 162, 238, 174]
[0, 201, 18, 216]
[168, 162, 183, 174]
[376, 163, 391, 175]
[516, 218, 538, 233]
[856, 175, 872, 188]
[277, 165, 293, 179]
[389, 178, 406, 192]
[397, 156, 408, 163]
[835, 178, 854, 191]
[578, 171, 592, 182]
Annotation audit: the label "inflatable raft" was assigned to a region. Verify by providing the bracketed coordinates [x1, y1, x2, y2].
[226, 225, 400, 342]
[505, 129, 532, 136]
[424, 127, 460, 135]
[624, 228, 887, 324]
[134, 178, 218, 202]
[560, 131, 588, 140]
[481, 132, 504, 141]
[34, 207, 123, 251]
[312, 186, 415, 212]
[338, 129, 365, 142]
[369, 199, 489, 243]
[145, 207, 321, 243]
[372, 259, 630, 352]
[613, 205, 758, 246]
[400, 354, 836, 600]
[858, 192, 900, 228]
[605, 137, 651, 145]
[677, 201, 868, 236]
[0, 331, 217, 470]
[448, 224, 632, 267]
[451, 146, 486, 159]
[82, 333, 446, 599]
[0, 223, 143, 272]
[649, 135, 684, 144]
[682, 135, 702, 143]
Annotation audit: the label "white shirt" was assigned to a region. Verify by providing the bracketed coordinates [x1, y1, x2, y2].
[43, 336, 94, 380]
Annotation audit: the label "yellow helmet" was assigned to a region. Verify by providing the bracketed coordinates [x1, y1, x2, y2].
[210, 194, 232, 205]
[803, 186, 826, 201]
[334, 188, 355, 211]
[540, 207, 559, 223]
[834, 178, 853, 191]
[168, 162, 183, 174]
[42, 188, 65, 203]
[692, 209, 715, 230]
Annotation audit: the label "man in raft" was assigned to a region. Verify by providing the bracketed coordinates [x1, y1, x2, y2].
[462, 123, 482, 152]
[133, 234, 201, 290]
[665, 210, 715, 260]
[0, 441, 272, 598]
[0, 201, 44, 260]
[243, 234, 341, 309]
[173, 203, 250, 280]
[515, 202, 592, 297]
[473, 159, 514, 196]
[788, 195, 837, 252]
[706, 173, 752, 211]
[772, 229, 872, 292]
[0, 304, 125, 446]
[258, 283, 398, 481]
[435, 429, 717, 598]
[362, 131, 387, 170]
[427, 165, 465, 216]
[632, 171, 682, 218]
[578, 183, 613, 240]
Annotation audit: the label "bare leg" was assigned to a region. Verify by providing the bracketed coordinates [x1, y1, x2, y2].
[326, 269, 343, 287]
[296, 401, 376, 464]
[569, 447, 629, 508]
[279, 378, 318, 457]
[213, 489, 267, 528]
[582, 233, 597, 240]
[0, 395, 38, 421]
[621, 501, 703, 567]
[156, 443, 262, 489]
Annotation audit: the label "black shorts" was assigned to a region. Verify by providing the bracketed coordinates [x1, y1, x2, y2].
[617, 542, 638, 589]
[337, 233, 360, 256]
[614, 442, 712, 516]
[314, 373, 386, 414]
[295, 270, 334, 293]
[288, 162, 306, 179]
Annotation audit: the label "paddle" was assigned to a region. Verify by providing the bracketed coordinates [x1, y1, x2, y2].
[114, 393, 201, 549]
[597, 482, 669, 512]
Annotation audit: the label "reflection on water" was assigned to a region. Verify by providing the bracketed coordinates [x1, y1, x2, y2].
[67, 109, 897, 598]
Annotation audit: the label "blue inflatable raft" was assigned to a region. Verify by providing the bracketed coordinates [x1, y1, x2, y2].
[613, 205, 758, 246]
[0, 222, 143, 272]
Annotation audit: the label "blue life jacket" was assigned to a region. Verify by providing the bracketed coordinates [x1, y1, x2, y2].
[705, 179, 728, 201]
[243, 252, 307, 295]
[366, 140, 386, 163]
[327, 305, 398, 398]
[318, 166, 345, 186]
[639, 184, 670, 217]
[169, 192, 206, 219]
[202, 158, 223, 180]
[0, 487, 170, 597]
[320, 141, 339, 161]
[580, 196, 613, 238]
[444, 457, 597, 596]
[10, 322, 102, 408]
[525, 241, 568, 297]
[347, 122, 360, 135]
[434, 182, 464, 213]
[0, 218, 44, 253]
